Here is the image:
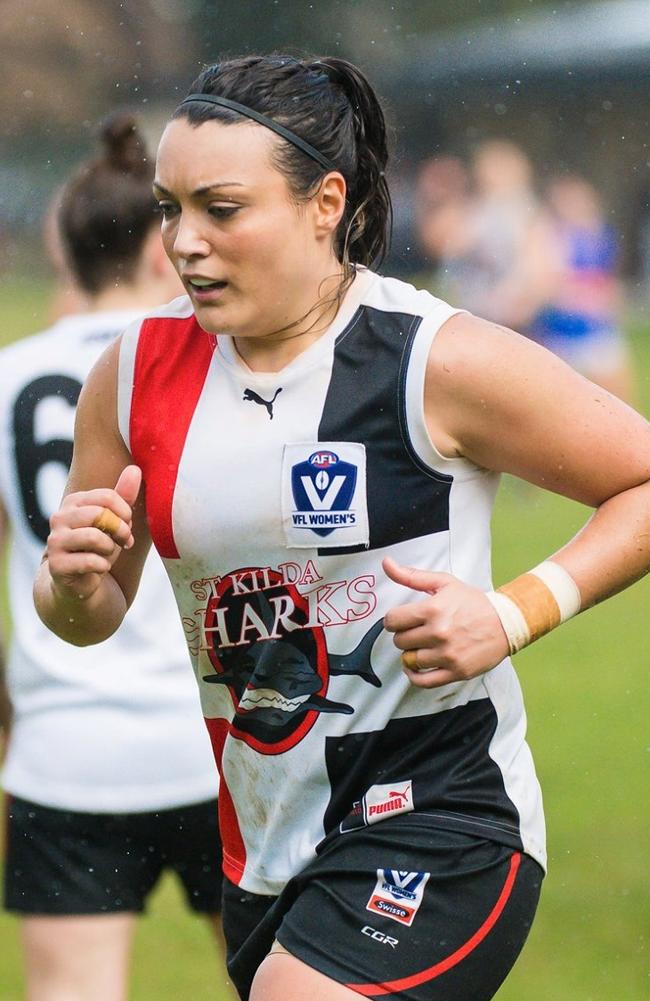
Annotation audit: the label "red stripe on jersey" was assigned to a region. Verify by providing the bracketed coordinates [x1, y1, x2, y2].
[130, 315, 215, 558]
[348, 852, 522, 996]
[205, 717, 247, 884]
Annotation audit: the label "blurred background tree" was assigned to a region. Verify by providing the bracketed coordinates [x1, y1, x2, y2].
[3, 0, 649, 280]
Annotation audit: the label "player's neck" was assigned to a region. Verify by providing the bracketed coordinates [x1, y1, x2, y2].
[233, 262, 352, 374]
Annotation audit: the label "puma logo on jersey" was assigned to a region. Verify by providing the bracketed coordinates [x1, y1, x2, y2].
[243, 387, 283, 420]
[366, 780, 414, 820]
[387, 785, 411, 806]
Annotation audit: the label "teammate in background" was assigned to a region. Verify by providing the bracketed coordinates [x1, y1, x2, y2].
[34, 56, 650, 1001]
[0, 114, 230, 1001]
[530, 174, 637, 403]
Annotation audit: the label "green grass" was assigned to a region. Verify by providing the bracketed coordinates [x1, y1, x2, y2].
[1, 277, 648, 999]
[0, 275, 53, 347]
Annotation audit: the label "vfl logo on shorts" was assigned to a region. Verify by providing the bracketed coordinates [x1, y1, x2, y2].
[282, 442, 369, 548]
[366, 869, 431, 927]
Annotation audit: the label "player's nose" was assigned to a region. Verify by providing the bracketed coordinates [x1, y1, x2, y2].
[172, 211, 211, 260]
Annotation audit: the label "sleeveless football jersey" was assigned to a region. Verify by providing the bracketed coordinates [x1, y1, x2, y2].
[0, 310, 218, 812]
[118, 271, 546, 895]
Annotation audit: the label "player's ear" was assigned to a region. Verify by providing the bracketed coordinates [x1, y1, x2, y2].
[312, 173, 347, 240]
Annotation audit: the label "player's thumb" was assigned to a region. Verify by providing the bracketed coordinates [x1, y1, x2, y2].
[382, 556, 453, 595]
[114, 465, 142, 509]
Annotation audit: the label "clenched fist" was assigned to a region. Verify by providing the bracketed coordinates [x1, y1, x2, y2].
[383, 556, 510, 688]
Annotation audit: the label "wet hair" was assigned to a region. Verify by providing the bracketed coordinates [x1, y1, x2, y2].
[172, 54, 392, 270]
[58, 112, 159, 294]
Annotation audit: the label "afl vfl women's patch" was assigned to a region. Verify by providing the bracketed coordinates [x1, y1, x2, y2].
[281, 442, 369, 549]
[366, 868, 431, 927]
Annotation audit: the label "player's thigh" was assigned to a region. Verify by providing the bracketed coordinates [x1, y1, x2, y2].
[21, 913, 135, 1001]
[251, 948, 360, 1001]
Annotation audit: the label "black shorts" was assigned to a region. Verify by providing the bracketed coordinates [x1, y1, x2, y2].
[223, 818, 543, 1001]
[3, 794, 223, 916]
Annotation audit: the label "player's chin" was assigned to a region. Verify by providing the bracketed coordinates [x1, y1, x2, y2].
[192, 300, 230, 334]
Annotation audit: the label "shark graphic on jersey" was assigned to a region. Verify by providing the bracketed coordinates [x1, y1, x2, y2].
[188, 564, 382, 754]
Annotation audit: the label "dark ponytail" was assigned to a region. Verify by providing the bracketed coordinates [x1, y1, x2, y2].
[312, 57, 392, 269]
[59, 111, 159, 294]
[174, 54, 392, 270]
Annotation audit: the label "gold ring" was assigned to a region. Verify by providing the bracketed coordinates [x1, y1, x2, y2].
[92, 508, 123, 540]
[401, 650, 419, 671]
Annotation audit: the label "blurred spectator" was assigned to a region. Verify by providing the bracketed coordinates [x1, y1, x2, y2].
[530, 174, 636, 403]
[417, 140, 558, 328]
[414, 154, 472, 267]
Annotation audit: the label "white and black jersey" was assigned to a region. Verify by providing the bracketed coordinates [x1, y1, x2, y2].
[0, 311, 218, 813]
[118, 270, 546, 896]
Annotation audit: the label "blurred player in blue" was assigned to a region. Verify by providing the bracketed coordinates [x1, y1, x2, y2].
[531, 173, 636, 402]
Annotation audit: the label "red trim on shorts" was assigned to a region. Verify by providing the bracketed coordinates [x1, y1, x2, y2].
[205, 717, 247, 885]
[347, 851, 522, 997]
[130, 314, 214, 558]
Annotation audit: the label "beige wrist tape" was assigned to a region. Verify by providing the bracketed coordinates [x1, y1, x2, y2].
[485, 560, 582, 655]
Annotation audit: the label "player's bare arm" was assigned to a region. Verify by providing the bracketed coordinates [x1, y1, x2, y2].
[385, 312, 650, 688]
[33, 337, 152, 645]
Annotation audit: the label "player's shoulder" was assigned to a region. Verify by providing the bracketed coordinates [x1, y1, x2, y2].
[361, 271, 460, 323]
[0, 319, 63, 366]
[0, 319, 75, 402]
[121, 294, 196, 349]
[0, 310, 142, 366]
[360, 271, 464, 336]
[138, 294, 194, 326]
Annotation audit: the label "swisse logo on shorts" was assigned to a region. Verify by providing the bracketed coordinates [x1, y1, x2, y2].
[365, 780, 414, 824]
[366, 869, 431, 927]
[282, 442, 369, 549]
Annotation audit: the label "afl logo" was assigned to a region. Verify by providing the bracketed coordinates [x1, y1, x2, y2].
[309, 450, 339, 467]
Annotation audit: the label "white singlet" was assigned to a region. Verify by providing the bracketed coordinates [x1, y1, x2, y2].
[118, 271, 546, 895]
[0, 310, 218, 813]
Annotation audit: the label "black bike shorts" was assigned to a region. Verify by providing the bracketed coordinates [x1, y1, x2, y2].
[4, 793, 223, 916]
[223, 817, 543, 1001]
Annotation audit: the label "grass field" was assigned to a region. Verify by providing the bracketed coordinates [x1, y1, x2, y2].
[0, 275, 648, 999]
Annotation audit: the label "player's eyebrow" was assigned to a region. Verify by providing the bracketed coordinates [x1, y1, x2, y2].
[152, 181, 247, 197]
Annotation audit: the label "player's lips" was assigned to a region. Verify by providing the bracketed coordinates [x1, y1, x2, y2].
[184, 275, 229, 301]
